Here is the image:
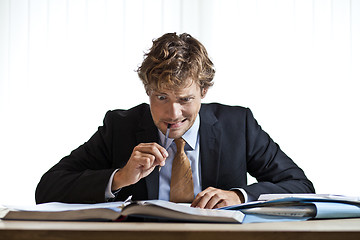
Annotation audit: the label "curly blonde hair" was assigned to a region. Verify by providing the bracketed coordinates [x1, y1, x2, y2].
[137, 33, 215, 95]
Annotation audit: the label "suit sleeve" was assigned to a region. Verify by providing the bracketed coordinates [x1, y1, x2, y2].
[242, 108, 315, 200]
[35, 111, 118, 204]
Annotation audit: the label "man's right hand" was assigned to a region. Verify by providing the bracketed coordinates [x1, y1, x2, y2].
[111, 143, 168, 191]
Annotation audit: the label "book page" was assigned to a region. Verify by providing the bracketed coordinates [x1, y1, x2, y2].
[4, 201, 125, 212]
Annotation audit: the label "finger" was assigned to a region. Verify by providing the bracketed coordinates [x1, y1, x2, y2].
[204, 193, 222, 209]
[136, 143, 168, 165]
[156, 145, 168, 166]
[129, 150, 154, 167]
[191, 195, 201, 208]
[138, 154, 156, 169]
[136, 143, 167, 157]
[191, 188, 215, 208]
[214, 200, 227, 209]
[157, 144, 169, 159]
[139, 164, 157, 177]
[191, 190, 206, 207]
[212, 191, 243, 208]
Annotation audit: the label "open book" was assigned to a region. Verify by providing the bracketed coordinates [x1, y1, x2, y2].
[121, 200, 244, 223]
[0, 200, 244, 223]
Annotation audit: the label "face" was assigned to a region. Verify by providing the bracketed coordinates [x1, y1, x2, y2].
[149, 81, 206, 139]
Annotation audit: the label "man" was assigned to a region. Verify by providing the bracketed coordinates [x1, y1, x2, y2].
[35, 33, 315, 209]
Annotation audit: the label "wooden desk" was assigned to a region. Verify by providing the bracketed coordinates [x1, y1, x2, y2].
[1, 218, 360, 240]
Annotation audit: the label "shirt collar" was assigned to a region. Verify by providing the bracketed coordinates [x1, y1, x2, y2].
[158, 115, 200, 150]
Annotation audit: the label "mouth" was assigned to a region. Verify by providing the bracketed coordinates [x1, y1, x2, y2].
[166, 119, 187, 128]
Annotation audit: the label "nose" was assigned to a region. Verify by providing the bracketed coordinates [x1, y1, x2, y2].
[167, 102, 182, 120]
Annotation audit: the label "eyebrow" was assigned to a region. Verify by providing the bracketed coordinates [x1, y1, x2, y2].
[153, 91, 195, 99]
[179, 94, 195, 98]
[153, 90, 168, 94]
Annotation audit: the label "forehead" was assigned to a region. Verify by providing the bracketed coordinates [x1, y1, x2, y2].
[153, 80, 201, 96]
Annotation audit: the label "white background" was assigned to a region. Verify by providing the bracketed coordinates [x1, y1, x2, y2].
[0, 0, 359, 205]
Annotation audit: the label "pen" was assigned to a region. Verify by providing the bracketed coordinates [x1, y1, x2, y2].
[164, 123, 171, 148]
[159, 123, 171, 172]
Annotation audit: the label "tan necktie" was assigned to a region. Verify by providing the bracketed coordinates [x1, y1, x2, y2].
[169, 138, 194, 203]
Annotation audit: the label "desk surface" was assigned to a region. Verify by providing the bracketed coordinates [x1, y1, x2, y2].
[1, 218, 360, 240]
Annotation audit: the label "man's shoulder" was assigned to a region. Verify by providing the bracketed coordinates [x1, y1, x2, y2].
[200, 103, 249, 115]
[103, 103, 151, 125]
[199, 103, 252, 126]
[107, 103, 150, 117]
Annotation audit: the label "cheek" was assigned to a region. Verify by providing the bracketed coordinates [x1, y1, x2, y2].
[150, 102, 162, 122]
[184, 103, 201, 118]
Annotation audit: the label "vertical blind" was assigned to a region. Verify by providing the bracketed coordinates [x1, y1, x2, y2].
[0, 0, 359, 204]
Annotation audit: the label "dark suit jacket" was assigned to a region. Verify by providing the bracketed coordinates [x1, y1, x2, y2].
[35, 103, 315, 204]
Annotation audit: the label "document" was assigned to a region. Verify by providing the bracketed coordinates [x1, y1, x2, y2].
[221, 193, 360, 223]
[258, 193, 360, 202]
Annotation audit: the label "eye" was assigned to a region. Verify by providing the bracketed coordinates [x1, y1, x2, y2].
[157, 95, 167, 101]
[180, 97, 193, 103]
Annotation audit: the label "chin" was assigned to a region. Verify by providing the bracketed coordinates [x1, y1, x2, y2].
[175, 127, 192, 139]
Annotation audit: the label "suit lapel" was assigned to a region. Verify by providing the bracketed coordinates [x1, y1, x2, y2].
[135, 105, 160, 200]
[199, 105, 222, 190]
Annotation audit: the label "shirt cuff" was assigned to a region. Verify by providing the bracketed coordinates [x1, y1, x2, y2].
[230, 188, 250, 203]
[105, 169, 121, 200]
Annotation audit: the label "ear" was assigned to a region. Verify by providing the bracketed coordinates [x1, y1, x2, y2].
[201, 87, 208, 98]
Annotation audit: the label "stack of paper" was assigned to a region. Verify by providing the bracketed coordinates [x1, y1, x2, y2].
[221, 194, 360, 223]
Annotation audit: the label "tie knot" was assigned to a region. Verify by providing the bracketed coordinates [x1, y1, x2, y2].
[174, 138, 186, 152]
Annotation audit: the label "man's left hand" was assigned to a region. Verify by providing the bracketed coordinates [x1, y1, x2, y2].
[190, 187, 244, 209]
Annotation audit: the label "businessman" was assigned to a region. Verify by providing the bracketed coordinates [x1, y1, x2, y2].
[35, 33, 315, 209]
